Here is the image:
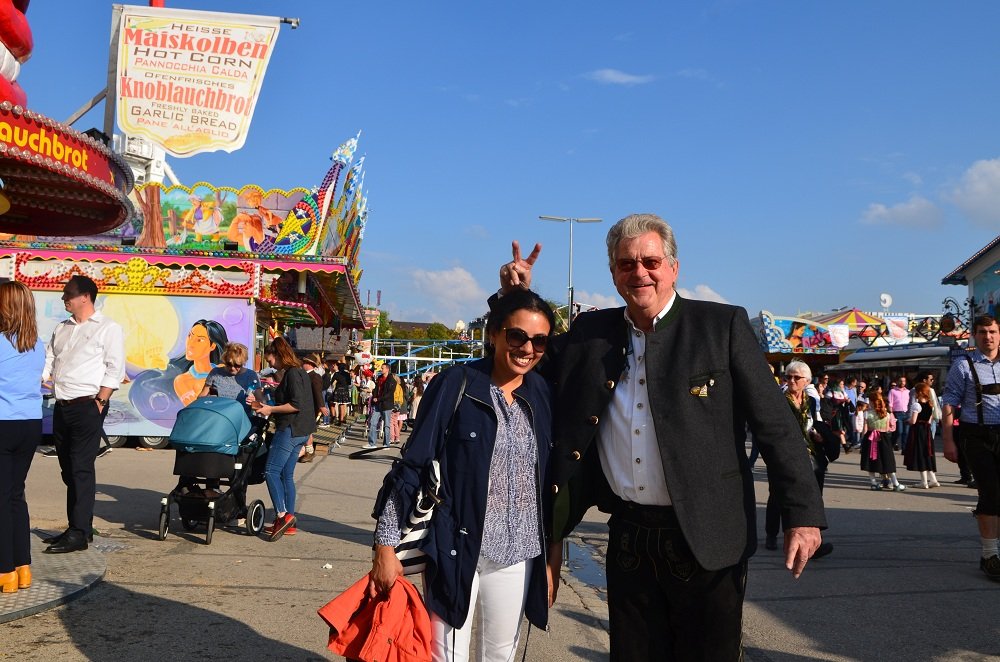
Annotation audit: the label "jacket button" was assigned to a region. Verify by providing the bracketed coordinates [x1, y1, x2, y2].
[588, 415, 599, 425]
[572, 450, 581, 461]
[551, 484, 559, 494]
[605, 380, 615, 390]
[450, 549, 457, 556]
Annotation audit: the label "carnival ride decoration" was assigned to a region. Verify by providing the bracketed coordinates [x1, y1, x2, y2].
[0, 0, 134, 235]
[756, 311, 840, 355]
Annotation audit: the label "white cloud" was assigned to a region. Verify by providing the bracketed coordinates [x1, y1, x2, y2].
[860, 195, 943, 228]
[677, 285, 729, 303]
[410, 267, 487, 319]
[585, 68, 655, 86]
[574, 290, 621, 310]
[902, 171, 923, 187]
[948, 158, 1000, 226]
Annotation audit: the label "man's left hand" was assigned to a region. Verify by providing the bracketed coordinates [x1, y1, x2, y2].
[784, 526, 822, 578]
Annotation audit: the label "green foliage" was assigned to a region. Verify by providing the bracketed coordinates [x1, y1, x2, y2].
[425, 323, 452, 340]
[546, 298, 570, 333]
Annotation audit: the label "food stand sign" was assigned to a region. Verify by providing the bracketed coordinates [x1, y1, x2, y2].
[113, 5, 280, 158]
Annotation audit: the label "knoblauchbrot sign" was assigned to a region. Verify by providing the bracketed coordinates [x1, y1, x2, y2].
[114, 5, 280, 158]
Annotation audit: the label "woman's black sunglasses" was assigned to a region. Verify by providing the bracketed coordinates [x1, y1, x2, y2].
[503, 327, 550, 350]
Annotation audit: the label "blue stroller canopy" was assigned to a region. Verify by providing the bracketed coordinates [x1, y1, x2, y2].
[169, 397, 253, 455]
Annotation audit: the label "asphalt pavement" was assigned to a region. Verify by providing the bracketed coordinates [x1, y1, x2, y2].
[2, 422, 999, 661]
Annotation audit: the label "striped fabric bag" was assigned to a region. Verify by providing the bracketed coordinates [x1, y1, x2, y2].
[393, 368, 465, 575]
[396, 459, 441, 575]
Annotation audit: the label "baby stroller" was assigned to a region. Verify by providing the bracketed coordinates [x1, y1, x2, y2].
[157, 397, 268, 544]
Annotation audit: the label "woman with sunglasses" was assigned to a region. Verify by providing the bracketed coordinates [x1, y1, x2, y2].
[369, 288, 554, 662]
[764, 361, 833, 557]
[198, 342, 261, 408]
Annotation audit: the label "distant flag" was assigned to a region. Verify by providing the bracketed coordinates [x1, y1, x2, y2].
[344, 156, 365, 199]
[332, 130, 361, 166]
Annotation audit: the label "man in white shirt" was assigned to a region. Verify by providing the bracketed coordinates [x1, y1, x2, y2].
[41, 275, 125, 554]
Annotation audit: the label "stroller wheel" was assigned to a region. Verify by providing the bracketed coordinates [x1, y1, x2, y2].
[205, 515, 215, 545]
[181, 518, 199, 531]
[246, 500, 266, 536]
[158, 508, 169, 541]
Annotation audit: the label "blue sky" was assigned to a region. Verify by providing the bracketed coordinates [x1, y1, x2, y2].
[19, 1, 1000, 326]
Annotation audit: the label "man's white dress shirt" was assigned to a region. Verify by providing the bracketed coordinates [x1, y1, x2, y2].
[43, 311, 126, 400]
[597, 294, 676, 506]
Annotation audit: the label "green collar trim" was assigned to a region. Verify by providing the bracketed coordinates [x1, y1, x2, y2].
[653, 293, 684, 332]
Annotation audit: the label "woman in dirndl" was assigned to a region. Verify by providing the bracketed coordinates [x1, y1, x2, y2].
[904, 382, 940, 489]
[862, 392, 906, 491]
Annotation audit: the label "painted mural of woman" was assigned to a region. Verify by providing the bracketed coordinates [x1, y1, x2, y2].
[129, 319, 229, 425]
[173, 320, 228, 406]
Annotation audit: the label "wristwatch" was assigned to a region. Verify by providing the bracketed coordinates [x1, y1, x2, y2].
[95, 397, 109, 406]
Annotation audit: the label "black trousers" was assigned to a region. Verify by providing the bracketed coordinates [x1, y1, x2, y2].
[961, 426, 1000, 516]
[53, 400, 105, 535]
[0, 419, 41, 573]
[607, 503, 747, 661]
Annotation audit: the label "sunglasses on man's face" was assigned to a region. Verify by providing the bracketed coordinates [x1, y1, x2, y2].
[503, 327, 549, 351]
[785, 375, 808, 382]
[614, 256, 666, 272]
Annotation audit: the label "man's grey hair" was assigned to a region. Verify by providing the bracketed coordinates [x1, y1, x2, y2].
[785, 360, 812, 381]
[606, 213, 678, 269]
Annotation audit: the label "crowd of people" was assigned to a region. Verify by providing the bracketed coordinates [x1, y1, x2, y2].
[763, 369, 949, 494]
[5, 214, 999, 662]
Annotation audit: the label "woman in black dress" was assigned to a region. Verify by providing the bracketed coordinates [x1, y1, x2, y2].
[904, 382, 940, 488]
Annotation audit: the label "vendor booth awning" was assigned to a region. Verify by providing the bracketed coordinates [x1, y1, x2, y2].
[826, 344, 957, 371]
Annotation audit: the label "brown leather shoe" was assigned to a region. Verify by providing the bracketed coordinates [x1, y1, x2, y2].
[297, 449, 315, 463]
[15, 565, 31, 589]
[1, 571, 17, 593]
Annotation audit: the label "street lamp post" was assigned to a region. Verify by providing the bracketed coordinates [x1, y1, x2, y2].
[539, 215, 602, 329]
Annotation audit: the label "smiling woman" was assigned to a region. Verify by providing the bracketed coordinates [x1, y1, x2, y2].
[368, 288, 556, 662]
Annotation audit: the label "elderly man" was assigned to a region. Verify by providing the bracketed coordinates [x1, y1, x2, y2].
[499, 213, 825, 661]
[41, 275, 124, 554]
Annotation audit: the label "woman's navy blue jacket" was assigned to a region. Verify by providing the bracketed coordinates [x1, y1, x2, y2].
[372, 357, 553, 629]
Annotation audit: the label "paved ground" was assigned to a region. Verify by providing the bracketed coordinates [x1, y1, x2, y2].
[2, 421, 999, 661]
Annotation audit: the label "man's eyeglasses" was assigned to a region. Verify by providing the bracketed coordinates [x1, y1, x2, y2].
[615, 256, 666, 272]
[503, 328, 549, 351]
[225, 363, 242, 370]
[785, 375, 808, 382]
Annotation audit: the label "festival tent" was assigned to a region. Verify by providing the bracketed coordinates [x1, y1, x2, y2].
[810, 308, 886, 333]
